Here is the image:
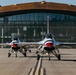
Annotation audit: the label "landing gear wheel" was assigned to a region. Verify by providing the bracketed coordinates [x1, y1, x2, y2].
[29, 50, 31, 53]
[15, 53, 17, 57]
[8, 53, 11, 57]
[49, 55, 50, 61]
[37, 54, 40, 60]
[16, 55, 17, 57]
[24, 52, 27, 57]
[58, 54, 61, 60]
[36, 51, 38, 54]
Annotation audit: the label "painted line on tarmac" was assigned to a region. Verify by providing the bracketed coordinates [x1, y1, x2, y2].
[29, 68, 34, 75]
[35, 58, 41, 75]
[29, 68, 44, 75]
[28, 57, 45, 75]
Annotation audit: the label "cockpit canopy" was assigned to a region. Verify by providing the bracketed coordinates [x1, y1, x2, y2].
[12, 40, 18, 43]
[45, 33, 53, 39]
[13, 36, 18, 40]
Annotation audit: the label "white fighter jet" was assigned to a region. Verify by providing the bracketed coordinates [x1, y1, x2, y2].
[6, 33, 76, 60]
[36, 33, 76, 60]
[7, 36, 31, 57]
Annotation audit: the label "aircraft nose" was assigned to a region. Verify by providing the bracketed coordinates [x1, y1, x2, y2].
[45, 42, 53, 47]
[12, 43, 18, 47]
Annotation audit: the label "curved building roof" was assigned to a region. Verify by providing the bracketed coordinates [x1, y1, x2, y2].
[0, 1, 76, 14]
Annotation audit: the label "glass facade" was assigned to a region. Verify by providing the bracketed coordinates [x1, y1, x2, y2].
[0, 11, 76, 43]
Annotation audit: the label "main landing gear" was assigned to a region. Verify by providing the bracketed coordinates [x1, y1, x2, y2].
[8, 52, 11, 57]
[57, 54, 61, 60]
[8, 51, 18, 57]
[48, 54, 51, 61]
[48, 53, 61, 61]
[37, 54, 40, 60]
[23, 52, 27, 57]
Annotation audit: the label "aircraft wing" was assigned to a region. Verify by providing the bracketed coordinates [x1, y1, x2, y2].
[54, 41, 76, 48]
[21, 38, 52, 45]
[61, 42, 76, 45]
[24, 41, 76, 46]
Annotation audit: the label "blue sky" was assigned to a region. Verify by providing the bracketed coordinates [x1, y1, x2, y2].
[0, 0, 76, 6]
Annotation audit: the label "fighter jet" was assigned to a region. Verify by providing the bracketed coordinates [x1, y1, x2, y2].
[36, 33, 61, 60]
[7, 36, 31, 57]
[6, 33, 76, 60]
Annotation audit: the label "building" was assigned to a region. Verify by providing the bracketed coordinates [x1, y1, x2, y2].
[0, 1, 76, 43]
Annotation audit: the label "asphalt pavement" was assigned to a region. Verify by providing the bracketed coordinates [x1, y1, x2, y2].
[0, 48, 76, 75]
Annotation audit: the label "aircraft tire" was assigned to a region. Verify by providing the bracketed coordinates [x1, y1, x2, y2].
[36, 51, 38, 54]
[49, 55, 50, 61]
[58, 54, 61, 60]
[15, 53, 17, 57]
[37, 54, 40, 60]
[8, 53, 11, 57]
[24, 53, 27, 57]
[29, 50, 31, 53]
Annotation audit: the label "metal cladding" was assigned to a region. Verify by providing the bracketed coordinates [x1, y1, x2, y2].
[0, 2, 76, 13]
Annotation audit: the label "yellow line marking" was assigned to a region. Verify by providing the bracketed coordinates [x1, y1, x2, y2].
[29, 58, 44, 75]
[35, 58, 41, 75]
[29, 68, 34, 75]
[40, 68, 44, 75]
[29, 68, 44, 75]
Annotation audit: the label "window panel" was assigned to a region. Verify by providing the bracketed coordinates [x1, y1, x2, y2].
[21, 14, 25, 21]
[25, 14, 29, 21]
[16, 15, 21, 21]
[29, 13, 34, 21]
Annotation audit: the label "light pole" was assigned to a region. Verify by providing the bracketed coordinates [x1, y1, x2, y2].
[33, 29, 36, 37]
[2, 28, 3, 44]
[17, 28, 20, 36]
[47, 16, 50, 34]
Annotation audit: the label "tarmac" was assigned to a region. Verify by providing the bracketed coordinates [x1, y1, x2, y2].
[0, 48, 76, 75]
